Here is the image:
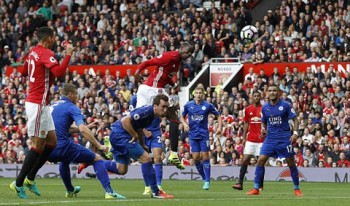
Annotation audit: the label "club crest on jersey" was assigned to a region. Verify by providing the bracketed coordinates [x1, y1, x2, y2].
[202, 106, 206, 110]
[133, 114, 140, 120]
[50, 57, 57, 63]
[291, 108, 296, 113]
[279, 106, 283, 111]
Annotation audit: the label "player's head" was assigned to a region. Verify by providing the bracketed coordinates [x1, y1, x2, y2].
[179, 42, 194, 60]
[36, 27, 55, 48]
[153, 94, 169, 117]
[194, 85, 205, 102]
[61, 83, 78, 103]
[252, 90, 262, 105]
[267, 84, 280, 102]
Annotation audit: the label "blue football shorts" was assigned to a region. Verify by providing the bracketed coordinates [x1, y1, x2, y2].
[112, 141, 145, 165]
[48, 142, 95, 164]
[144, 131, 162, 150]
[259, 141, 295, 158]
[189, 138, 210, 153]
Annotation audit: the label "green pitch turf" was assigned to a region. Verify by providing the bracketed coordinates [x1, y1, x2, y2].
[0, 178, 348, 206]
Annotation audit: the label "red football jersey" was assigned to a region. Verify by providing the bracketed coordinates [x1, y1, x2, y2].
[138, 51, 180, 88]
[23, 45, 64, 105]
[244, 104, 263, 143]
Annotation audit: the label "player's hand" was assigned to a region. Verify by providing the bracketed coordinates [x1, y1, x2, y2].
[184, 124, 190, 132]
[129, 135, 138, 143]
[242, 139, 247, 147]
[144, 129, 152, 138]
[260, 127, 267, 139]
[65, 44, 74, 56]
[98, 144, 108, 152]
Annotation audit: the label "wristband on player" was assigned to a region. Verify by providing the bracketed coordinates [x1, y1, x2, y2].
[293, 131, 298, 135]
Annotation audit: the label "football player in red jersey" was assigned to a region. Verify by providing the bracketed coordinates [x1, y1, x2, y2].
[134, 42, 194, 170]
[232, 91, 265, 191]
[10, 27, 74, 199]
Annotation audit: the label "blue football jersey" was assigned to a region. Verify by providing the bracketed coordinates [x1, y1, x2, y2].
[261, 99, 296, 142]
[51, 96, 85, 147]
[129, 95, 137, 111]
[111, 105, 155, 142]
[182, 100, 220, 139]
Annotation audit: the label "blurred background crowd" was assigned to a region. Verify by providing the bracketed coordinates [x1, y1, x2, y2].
[0, 0, 350, 169]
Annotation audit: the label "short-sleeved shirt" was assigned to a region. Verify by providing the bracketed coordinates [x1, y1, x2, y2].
[139, 51, 181, 88]
[111, 105, 155, 144]
[51, 96, 85, 147]
[24, 45, 59, 105]
[261, 99, 296, 143]
[244, 104, 263, 143]
[182, 100, 220, 139]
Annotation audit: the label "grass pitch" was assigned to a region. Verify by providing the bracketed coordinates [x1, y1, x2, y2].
[0, 178, 348, 206]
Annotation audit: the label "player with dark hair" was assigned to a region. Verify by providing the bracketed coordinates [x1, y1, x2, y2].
[232, 91, 264, 190]
[107, 93, 174, 199]
[47, 83, 125, 199]
[246, 84, 302, 196]
[134, 42, 194, 170]
[10, 27, 74, 199]
[180, 85, 222, 190]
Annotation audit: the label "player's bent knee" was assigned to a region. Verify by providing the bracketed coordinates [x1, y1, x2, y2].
[153, 156, 162, 164]
[117, 165, 128, 175]
[139, 152, 152, 163]
[94, 153, 103, 161]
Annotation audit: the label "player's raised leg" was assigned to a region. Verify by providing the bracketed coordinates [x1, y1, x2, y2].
[167, 106, 184, 170]
[75, 146, 126, 199]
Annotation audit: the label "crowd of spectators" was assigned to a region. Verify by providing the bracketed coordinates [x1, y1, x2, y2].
[1, 0, 350, 169]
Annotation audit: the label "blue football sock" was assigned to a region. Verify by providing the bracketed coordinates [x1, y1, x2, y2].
[203, 160, 211, 182]
[195, 161, 205, 180]
[141, 162, 159, 194]
[141, 164, 149, 187]
[254, 165, 265, 189]
[154, 163, 163, 186]
[103, 160, 119, 174]
[59, 162, 74, 192]
[260, 166, 265, 187]
[94, 160, 113, 193]
[289, 166, 300, 190]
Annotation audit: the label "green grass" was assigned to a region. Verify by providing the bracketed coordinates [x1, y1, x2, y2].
[0, 178, 348, 206]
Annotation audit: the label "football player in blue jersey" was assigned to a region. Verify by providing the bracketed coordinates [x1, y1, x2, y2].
[45, 83, 126, 199]
[129, 95, 171, 195]
[108, 93, 174, 199]
[129, 95, 170, 196]
[246, 84, 302, 196]
[180, 85, 222, 190]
